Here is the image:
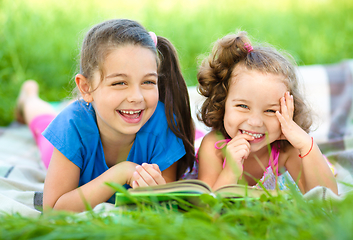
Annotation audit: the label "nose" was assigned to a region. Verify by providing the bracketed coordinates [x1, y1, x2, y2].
[247, 112, 263, 127]
[127, 86, 144, 103]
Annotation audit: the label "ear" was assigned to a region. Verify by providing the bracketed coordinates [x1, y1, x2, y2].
[75, 74, 93, 103]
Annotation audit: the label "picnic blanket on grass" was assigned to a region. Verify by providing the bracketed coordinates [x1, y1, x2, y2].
[1, 60, 353, 217]
[0, 123, 45, 217]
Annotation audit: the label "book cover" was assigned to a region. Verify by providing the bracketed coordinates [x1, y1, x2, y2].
[115, 179, 278, 206]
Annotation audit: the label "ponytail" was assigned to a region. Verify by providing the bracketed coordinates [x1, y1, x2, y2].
[156, 36, 195, 179]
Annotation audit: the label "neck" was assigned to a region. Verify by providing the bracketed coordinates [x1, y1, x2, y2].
[100, 131, 135, 149]
[100, 132, 136, 167]
[248, 144, 272, 162]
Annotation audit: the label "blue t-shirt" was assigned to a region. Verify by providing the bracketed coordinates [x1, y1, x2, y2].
[43, 100, 186, 202]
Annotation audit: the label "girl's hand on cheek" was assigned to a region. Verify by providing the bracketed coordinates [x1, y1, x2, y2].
[131, 163, 166, 189]
[276, 92, 312, 150]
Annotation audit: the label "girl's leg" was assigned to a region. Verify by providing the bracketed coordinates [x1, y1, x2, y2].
[16, 80, 57, 125]
[16, 80, 57, 168]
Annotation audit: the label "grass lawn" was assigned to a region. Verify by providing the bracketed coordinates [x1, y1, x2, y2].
[1, 191, 353, 239]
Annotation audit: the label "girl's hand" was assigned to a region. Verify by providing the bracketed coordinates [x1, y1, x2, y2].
[131, 163, 166, 188]
[276, 92, 312, 154]
[224, 133, 254, 178]
[114, 161, 139, 187]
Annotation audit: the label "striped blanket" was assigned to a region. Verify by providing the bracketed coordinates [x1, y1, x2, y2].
[0, 123, 45, 217]
[0, 60, 352, 216]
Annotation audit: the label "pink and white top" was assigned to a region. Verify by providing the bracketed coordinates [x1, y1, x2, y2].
[214, 139, 298, 191]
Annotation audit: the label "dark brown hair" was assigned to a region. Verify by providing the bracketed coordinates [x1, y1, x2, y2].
[197, 31, 312, 148]
[76, 19, 195, 179]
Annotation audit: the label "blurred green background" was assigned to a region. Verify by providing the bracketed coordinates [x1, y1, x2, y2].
[0, 0, 352, 126]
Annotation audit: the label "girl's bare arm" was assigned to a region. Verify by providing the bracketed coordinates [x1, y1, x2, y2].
[43, 147, 137, 212]
[285, 143, 338, 194]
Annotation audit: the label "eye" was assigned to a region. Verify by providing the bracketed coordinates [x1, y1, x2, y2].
[112, 81, 126, 86]
[237, 104, 249, 109]
[143, 80, 157, 85]
[265, 109, 276, 113]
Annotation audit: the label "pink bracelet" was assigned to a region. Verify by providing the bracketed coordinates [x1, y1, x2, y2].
[299, 137, 313, 158]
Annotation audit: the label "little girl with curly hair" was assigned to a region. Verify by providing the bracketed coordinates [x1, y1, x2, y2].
[196, 31, 337, 194]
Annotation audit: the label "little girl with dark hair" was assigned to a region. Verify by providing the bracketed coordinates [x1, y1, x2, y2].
[16, 19, 195, 212]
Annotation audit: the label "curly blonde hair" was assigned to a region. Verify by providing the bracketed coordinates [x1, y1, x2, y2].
[197, 31, 312, 145]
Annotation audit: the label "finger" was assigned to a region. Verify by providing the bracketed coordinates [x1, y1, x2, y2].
[231, 133, 254, 143]
[276, 111, 286, 129]
[227, 141, 251, 152]
[226, 144, 251, 161]
[142, 163, 162, 176]
[280, 96, 290, 121]
[276, 110, 287, 126]
[276, 110, 291, 138]
[286, 92, 294, 119]
[229, 136, 253, 149]
[132, 171, 149, 187]
[237, 148, 250, 160]
[135, 165, 157, 186]
[146, 165, 166, 184]
[136, 164, 166, 185]
[132, 180, 139, 189]
[142, 163, 164, 182]
[147, 163, 162, 174]
[228, 137, 252, 153]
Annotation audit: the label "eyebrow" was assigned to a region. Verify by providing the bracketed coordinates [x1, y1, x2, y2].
[267, 103, 281, 108]
[232, 99, 280, 107]
[106, 72, 158, 79]
[231, 98, 249, 103]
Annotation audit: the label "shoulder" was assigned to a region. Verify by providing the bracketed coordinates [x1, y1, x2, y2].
[43, 100, 99, 157]
[44, 100, 98, 140]
[198, 130, 225, 162]
[51, 100, 97, 130]
[200, 130, 221, 146]
[48, 100, 94, 123]
[197, 130, 225, 183]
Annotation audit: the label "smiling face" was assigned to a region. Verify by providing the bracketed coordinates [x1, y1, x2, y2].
[224, 68, 288, 153]
[87, 45, 159, 140]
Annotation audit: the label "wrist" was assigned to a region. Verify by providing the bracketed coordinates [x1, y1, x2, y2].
[223, 162, 242, 182]
[298, 137, 314, 158]
[113, 161, 138, 185]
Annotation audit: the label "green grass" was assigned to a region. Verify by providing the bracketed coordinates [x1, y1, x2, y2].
[1, 191, 353, 239]
[0, 0, 352, 126]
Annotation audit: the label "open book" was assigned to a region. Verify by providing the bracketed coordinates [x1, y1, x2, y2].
[115, 179, 278, 206]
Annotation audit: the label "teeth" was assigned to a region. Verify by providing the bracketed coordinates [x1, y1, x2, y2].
[241, 130, 264, 139]
[120, 110, 141, 114]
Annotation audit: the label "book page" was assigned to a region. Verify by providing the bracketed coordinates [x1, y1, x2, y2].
[128, 179, 213, 194]
[215, 184, 278, 198]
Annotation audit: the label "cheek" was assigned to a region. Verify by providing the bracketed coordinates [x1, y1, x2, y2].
[223, 110, 238, 138]
[144, 89, 159, 106]
[269, 118, 282, 135]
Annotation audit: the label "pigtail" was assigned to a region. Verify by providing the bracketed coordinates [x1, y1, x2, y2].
[197, 31, 251, 136]
[156, 36, 195, 179]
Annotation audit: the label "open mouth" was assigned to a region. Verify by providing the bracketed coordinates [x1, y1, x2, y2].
[241, 130, 265, 139]
[118, 110, 142, 119]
